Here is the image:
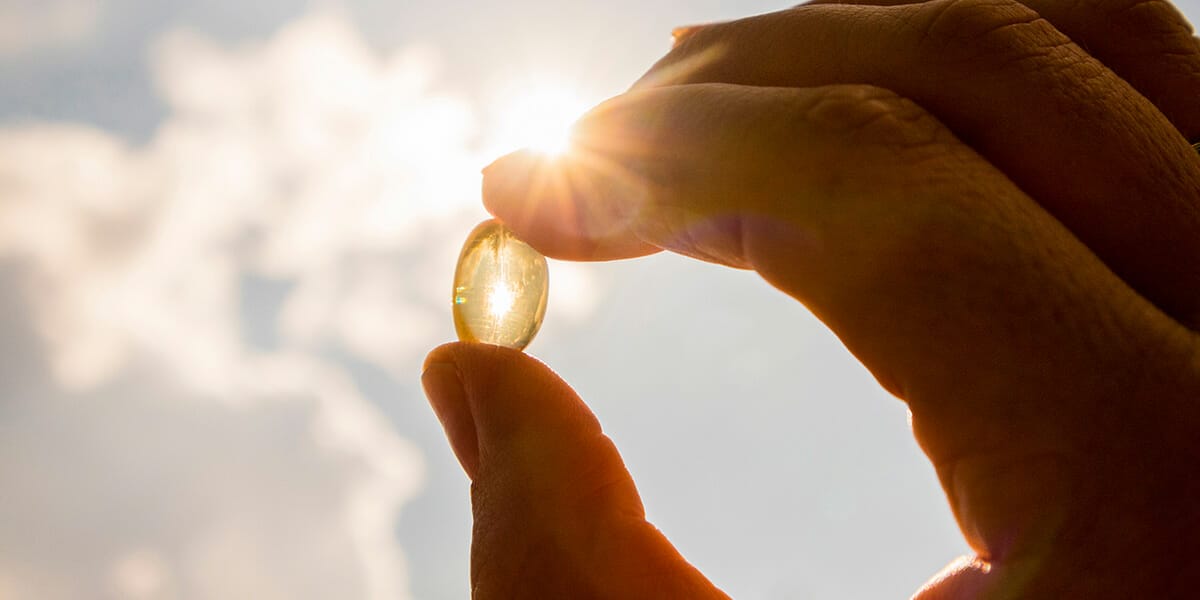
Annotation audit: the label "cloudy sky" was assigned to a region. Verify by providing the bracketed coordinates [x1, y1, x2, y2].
[4, 1, 1197, 599]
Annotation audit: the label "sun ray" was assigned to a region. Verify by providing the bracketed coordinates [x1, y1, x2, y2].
[490, 83, 590, 157]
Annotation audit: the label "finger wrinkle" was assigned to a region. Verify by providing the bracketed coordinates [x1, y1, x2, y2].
[913, 0, 1045, 51]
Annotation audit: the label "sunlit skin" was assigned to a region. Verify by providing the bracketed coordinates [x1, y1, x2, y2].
[424, 0, 1200, 598]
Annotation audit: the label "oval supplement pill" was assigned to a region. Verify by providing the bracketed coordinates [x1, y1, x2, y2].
[452, 219, 549, 350]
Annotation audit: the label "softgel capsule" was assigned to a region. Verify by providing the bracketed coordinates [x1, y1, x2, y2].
[452, 220, 549, 351]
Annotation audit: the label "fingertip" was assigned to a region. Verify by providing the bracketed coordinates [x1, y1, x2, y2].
[421, 342, 480, 479]
[481, 148, 544, 201]
[424, 342, 565, 480]
[429, 339, 530, 369]
[425, 342, 547, 397]
[447, 341, 558, 402]
[481, 147, 661, 261]
[482, 147, 546, 174]
[480, 149, 579, 256]
[441, 342, 607, 458]
[482, 148, 576, 208]
[422, 341, 461, 372]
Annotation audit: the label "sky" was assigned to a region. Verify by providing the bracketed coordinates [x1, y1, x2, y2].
[4, 1, 1197, 599]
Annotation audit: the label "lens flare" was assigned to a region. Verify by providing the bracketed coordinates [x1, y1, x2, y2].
[491, 84, 589, 156]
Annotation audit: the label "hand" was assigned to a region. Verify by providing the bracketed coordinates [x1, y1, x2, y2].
[423, 0, 1200, 597]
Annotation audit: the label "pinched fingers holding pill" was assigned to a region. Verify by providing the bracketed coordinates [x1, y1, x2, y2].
[429, 0, 1200, 598]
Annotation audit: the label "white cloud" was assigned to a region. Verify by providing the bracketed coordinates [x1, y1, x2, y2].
[109, 549, 170, 599]
[0, 359, 424, 600]
[0, 0, 102, 58]
[0, 11, 566, 600]
[0, 12, 494, 389]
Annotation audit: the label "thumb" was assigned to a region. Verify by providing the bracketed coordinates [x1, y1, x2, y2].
[422, 342, 728, 600]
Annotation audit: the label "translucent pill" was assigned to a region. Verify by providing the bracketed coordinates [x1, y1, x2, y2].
[452, 220, 549, 350]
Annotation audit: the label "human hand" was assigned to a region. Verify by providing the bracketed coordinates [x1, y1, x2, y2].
[423, 0, 1200, 597]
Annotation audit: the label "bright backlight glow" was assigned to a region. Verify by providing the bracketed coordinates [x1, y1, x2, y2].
[491, 84, 590, 156]
[488, 284, 516, 318]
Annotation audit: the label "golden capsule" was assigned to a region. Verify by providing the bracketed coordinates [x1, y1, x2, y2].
[452, 219, 549, 350]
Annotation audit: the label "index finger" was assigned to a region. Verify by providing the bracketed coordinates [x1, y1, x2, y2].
[483, 82, 1200, 565]
[482, 149, 661, 261]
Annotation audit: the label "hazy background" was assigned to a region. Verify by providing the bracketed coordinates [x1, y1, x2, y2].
[6, 1, 1194, 598]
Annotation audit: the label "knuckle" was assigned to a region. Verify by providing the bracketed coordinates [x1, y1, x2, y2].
[801, 85, 948, 154]
[914, 0, 1070, 65]
[917, 0, 1039, 43]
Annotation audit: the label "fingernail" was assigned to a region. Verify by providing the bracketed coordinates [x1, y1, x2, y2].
[671, 25, 705, 47]
[422, 360, 480, 479]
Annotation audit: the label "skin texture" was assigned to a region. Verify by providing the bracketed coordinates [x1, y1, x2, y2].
[422, 0, 1200, 597]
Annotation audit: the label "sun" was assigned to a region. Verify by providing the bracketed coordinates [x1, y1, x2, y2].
[489, 83, 591, 157]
